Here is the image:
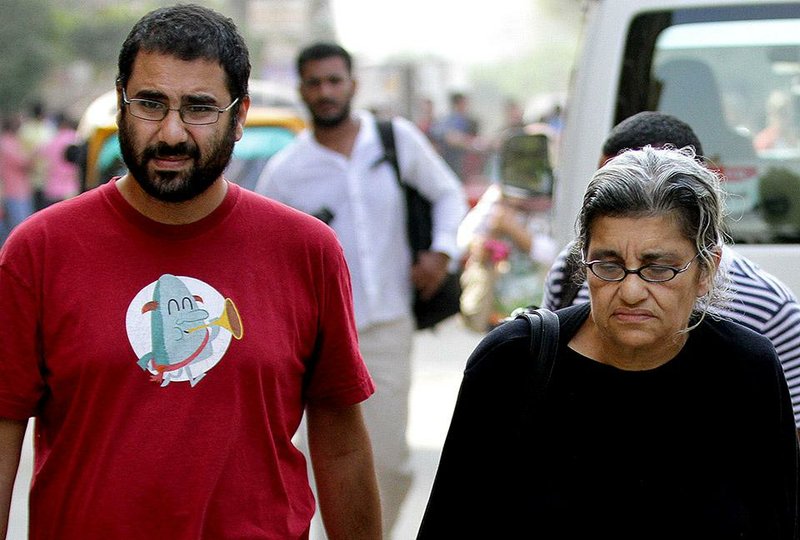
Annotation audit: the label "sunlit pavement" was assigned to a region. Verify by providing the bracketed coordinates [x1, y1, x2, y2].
[8, 421, 31, 540]
[7, 317, 484, 540]
[393, 317, 483, 539]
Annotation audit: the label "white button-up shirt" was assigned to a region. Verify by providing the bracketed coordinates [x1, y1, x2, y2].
[256, 110, 467, 330]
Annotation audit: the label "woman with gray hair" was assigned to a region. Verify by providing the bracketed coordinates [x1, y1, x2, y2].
[418, 146, 799, 539]
[573, 144, 729, 330]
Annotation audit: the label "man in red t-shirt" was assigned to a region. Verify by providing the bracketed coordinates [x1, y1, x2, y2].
[0, 5, 380, 539]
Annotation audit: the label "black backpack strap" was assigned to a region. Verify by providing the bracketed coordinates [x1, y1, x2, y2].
[376, 119, 402, 187]
[375, 119, 432, 257]
[515, 308, 560, 432]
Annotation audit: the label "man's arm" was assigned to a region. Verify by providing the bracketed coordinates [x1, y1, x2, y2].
[395, 117, 467, 259]
[541, 244, 573, 310]
[0, 418, 27, 540]
[760, 300, 800, 438]
[393, 118, 468, 297]
[306, 402, 381, 540]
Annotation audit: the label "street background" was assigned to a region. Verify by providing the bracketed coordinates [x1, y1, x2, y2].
[6, 316, 485, 540]
[1, 0, 582, 141]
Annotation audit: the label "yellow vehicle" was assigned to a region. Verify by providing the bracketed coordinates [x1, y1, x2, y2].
[73, 80, 306, 191]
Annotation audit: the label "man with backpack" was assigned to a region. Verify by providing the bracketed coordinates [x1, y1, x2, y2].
[255, 42, 466, 537]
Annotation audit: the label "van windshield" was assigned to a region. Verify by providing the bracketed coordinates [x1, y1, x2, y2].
[621, 8, 800, 244]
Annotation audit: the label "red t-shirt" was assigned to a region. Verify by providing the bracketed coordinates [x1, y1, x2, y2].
[0, 181, 374, 539]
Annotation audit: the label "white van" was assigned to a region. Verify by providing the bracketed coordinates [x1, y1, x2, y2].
[554, 0, 800, 291]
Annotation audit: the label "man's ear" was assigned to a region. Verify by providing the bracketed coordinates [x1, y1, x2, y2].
[234, 94, 251, 141]
[115, 85, 124, 127]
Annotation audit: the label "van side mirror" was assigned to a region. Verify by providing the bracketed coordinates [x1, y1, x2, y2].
[498, 131, 554, 198]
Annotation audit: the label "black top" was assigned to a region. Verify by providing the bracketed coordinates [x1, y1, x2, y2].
[418, 303, 799, 539]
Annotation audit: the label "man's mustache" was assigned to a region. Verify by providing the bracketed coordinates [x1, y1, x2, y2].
[144, 142, 200, 160]
[314, 98, 339, 109]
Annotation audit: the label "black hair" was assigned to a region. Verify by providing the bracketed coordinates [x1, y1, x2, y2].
[29, 102, 46, 119]
[602, 111, 704, 158]
[117, 4, 250, 103]
[296, 42, 352, 77]
[449, 92, 467, 107]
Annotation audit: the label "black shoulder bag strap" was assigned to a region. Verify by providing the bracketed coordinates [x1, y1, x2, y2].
[376, 119, 433, 257]
[515, 308, 560, 433]
[376, 119, 418, 255]
[376, 119, 402, 185]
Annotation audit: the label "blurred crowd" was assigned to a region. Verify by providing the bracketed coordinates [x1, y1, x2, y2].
[412, 92, 564, 194]
[412, 92, 565, 330]
[0, 103, 80, 246]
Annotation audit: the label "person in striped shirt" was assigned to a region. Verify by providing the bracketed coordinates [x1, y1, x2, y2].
[542, 111, 800, 432]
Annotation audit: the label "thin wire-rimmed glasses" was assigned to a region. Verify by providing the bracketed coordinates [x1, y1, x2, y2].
[121, 88, 239, 125]
[583, 253, 700, 283]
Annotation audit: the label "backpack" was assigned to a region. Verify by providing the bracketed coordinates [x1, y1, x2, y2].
[375, 119, 462, 329]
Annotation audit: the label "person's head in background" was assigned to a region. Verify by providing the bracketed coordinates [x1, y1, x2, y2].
[450, 92, 469, 115]
[53, 111, 77, 131]
[28, 102, 47, 121]
[296, 42, 355, 129]
[503, 98, 525, 130]
[599, 111, 704, 168]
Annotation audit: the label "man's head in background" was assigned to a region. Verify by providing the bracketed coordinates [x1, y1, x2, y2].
[296, 42, 356, 128]
[599, 111, 704, 167]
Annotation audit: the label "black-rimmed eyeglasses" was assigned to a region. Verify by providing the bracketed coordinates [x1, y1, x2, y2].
[582, 253, 700, 283]
[121, 88, 239, 125]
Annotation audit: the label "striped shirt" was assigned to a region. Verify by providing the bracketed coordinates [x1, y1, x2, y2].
[542, 243, 800, 427]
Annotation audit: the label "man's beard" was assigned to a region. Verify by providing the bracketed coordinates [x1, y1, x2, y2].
[118, 114, 236, 203]
[310, 99, 351, 128]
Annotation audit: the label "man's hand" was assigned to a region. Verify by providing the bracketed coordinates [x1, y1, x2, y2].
[412, 251, 450, 300]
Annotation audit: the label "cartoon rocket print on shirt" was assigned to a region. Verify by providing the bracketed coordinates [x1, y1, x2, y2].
[125, 274, 243, 387]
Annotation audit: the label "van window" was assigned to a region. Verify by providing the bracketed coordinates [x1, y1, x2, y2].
[617, 5, 800, 243]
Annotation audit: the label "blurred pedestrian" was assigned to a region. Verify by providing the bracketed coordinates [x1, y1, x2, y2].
[458, 123, 558, 332]
[40, 112, 80, 207]
[501, 97, 525, 131]
[19, 102, 55, 211]
[431, 92, 486, 182]
[0, 115, 33, 232]
[487, 97, 527, 153]
[256, 42, 467, 538]
[754, 90, 799, 152]
[418, 146, 800, 539]
[414, 97, 436, 141]
[0, 5, 380, 539]
[542, 110, 800, 435]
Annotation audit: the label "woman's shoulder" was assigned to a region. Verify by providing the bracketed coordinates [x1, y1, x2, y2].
[464, 304, 589, 377]
[464, 318, 531, 375]
[695, 316, 782, 378]
[700, 316, 775, 354]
